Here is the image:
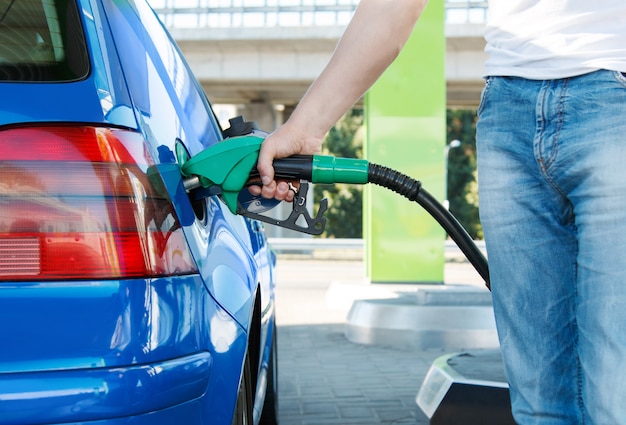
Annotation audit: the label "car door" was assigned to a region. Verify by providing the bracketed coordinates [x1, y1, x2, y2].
[101, 0, 266, 330]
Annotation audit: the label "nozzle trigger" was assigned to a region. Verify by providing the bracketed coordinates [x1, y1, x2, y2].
[237, 182, 327, 235]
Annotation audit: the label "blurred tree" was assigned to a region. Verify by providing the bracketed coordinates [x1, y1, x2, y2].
[446, 109, 482, 239]
[314, 108, 364, 238]
[314, 107, 482, 239]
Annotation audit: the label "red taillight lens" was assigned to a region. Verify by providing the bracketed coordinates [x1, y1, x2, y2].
[0, 126, 198, 280]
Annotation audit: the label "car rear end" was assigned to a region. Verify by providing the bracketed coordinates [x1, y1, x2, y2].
[0, 0, 262, 423]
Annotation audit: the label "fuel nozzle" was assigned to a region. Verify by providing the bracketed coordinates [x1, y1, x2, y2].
[248, 154, 369, 185]
[179, 129, 489, 287]
[180, 134, 264, 214]
[179, 133, 370, 235]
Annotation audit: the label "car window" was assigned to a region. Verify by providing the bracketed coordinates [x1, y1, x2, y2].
[0, 0, 89, 82]
[125, 0, 222, 151]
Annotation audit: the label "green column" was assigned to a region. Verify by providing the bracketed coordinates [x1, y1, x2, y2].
[364, 0, 445, 283]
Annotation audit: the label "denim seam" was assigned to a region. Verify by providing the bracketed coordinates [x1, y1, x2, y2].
[552, 78, 566, 171]
[477, 77, 492, 117]
[574, 251, 585, 424]
[536, 79, 570, 203]
[577, 339, 585, 424]
[534, 80, 548, 175]
[612, 70, 626, 88]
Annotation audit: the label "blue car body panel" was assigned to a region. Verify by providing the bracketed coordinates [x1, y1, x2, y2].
[0, 0, 277, 423]
[0, 276, 254, 424]
[0, 277, 213, 373]
[98, 0, 272, 329]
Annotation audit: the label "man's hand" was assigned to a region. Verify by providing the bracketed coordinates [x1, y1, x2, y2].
[249, 122, 323, 202]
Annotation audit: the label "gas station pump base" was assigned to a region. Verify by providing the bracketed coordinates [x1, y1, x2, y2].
[417, 350, 515, 424]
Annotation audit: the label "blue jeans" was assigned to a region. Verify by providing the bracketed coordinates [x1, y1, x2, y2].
[476, 70, 626, 424]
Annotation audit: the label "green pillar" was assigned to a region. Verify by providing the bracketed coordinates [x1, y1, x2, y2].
[364, 0, 445, 283]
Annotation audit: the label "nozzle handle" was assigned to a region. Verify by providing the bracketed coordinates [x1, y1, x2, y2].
[248, 155, 369, 185]
[248, 155, 314, 182]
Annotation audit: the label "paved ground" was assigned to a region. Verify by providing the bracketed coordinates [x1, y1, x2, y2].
[273, 252, 487, 425]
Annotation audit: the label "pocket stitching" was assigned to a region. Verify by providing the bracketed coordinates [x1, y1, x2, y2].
[613, 71, 626, 88]
[477, 77, 492, 116]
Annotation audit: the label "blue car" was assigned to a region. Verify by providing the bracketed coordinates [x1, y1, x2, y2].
[0, 0, 278, 424]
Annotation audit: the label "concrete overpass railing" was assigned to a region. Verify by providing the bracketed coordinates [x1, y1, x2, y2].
[149, 0, 488, 28]
[148, 0, 488, 109]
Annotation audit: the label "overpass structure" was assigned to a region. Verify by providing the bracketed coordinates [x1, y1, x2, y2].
[151, 0, 488, 117]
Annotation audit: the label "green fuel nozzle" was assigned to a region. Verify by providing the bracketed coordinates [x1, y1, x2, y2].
[179, 133, 373, 238]
[180, 134, 265, 215]
[180, 134, 370, 212]
[249, 154, 370, 185]
[180, 125, 489, 289]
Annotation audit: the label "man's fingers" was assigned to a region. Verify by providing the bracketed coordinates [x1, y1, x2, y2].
[261, 180, 291, 201]
[260, 180, 277, 199]
[248, 184, 262, 196]
[249, 179, 298, 202]
[256, 145, 276, 186]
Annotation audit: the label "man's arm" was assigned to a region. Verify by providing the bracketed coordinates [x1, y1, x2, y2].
[253, 0, 429, 200]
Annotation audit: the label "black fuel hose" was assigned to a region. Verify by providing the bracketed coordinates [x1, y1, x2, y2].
[368, 163, 490, 290]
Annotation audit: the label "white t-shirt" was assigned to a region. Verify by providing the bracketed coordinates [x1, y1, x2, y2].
[484, 0, 626, 79]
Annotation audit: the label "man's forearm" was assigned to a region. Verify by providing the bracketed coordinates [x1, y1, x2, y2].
[288, 0, 428, 137]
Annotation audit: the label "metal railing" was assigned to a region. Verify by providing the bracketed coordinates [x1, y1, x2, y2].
[446, 0, 488, 24]
[148, 0, 489, 28]
[267, 237, 486, 258]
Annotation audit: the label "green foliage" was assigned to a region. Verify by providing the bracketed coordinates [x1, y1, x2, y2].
[446, 109, 482, 239]
[314, 107, 482, 240]
[314, 109, 364, 238]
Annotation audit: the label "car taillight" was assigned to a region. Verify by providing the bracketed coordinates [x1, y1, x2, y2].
[0, 126, 198, 280]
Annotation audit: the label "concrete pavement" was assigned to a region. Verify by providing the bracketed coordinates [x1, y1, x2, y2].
[273, 251, 492, 424]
